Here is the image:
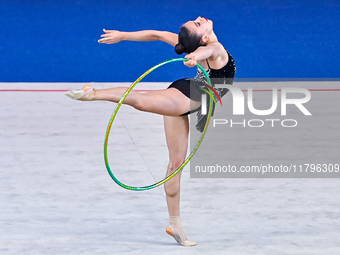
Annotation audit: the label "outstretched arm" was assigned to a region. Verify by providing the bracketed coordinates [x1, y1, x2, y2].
[98, 29, 178, 46]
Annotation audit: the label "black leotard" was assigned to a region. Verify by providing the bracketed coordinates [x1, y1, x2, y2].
[167, 50, 236, 132]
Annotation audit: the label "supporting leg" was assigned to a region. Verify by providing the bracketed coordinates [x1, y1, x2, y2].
[163, 115, 196, 246]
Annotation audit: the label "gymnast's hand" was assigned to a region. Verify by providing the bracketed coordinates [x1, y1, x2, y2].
[98, 29, 122, 44]
[184, 54, 197, 67]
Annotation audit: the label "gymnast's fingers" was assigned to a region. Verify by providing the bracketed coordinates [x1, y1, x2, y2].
[103, 29, 117, 33]
[98, 38, 111, 43]
[184, 59, 190, 65]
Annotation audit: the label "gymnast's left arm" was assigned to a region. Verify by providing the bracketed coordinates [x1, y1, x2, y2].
[183, 43, 219, 67]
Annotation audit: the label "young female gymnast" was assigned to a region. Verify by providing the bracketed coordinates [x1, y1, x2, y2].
[66, 16, 236, 246]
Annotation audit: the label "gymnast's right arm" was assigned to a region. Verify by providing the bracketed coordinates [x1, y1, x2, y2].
[98, 29, 178, 46]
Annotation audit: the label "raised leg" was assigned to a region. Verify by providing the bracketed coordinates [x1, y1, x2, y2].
[66, 84, 201, 116]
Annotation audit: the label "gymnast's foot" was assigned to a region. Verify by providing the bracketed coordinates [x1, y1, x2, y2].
[65, 84, 95, 101]
[166, 216, 196, 247]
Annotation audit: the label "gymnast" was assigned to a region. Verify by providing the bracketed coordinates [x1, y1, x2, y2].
[66, 16, 236, 246]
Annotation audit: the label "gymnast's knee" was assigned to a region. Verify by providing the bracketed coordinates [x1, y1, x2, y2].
[131, 98, 147, 112]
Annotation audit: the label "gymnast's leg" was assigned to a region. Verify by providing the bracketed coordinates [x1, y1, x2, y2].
[163, 115, 196, 246]
[65, 84, 201, 116]
[66, 83, 198, 246]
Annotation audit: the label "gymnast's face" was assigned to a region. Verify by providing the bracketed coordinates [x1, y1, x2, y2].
[184, 16, 213, 39]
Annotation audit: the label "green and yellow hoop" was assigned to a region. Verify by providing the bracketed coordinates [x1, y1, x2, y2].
[104, 58, 214, 191]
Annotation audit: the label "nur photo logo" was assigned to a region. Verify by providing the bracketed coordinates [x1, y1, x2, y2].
[201, 85, 312, 128]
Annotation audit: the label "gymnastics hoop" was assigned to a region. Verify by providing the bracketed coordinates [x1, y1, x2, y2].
[104, 58, 214, 191]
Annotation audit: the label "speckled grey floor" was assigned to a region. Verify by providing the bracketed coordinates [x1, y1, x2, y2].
[1, 82, 339, 255]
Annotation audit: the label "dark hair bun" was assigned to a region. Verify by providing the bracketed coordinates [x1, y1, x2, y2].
[174, 43, 186, 55]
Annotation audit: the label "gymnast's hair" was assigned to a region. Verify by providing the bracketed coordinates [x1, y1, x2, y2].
[174, 26, 205, 54]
